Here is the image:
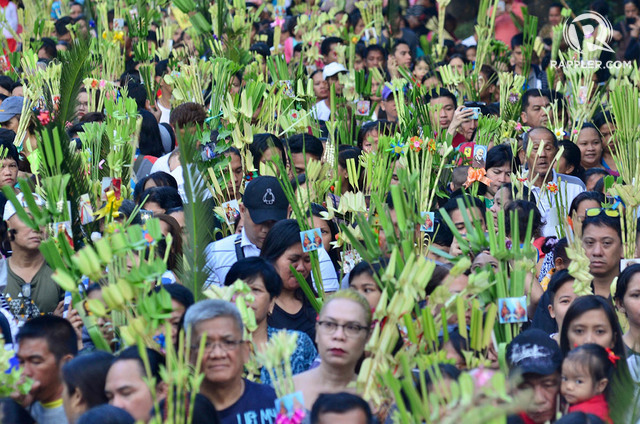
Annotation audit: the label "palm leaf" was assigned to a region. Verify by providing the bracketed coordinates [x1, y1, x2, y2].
[175, 129, 216, 301]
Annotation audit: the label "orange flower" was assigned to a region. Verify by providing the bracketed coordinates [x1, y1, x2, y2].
[546, 182, 558, 193]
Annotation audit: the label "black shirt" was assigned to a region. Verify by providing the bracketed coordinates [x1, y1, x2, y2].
[268, 298, 317, 342]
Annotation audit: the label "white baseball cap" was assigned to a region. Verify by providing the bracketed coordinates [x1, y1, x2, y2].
[322, 62, 347, 80]
[3, 192, 45, 222]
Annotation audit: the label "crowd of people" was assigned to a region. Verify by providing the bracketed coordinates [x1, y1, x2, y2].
[0, 0, 639, 423]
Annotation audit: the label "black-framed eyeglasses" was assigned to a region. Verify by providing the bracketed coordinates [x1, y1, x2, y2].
[317, 320, 369, 337]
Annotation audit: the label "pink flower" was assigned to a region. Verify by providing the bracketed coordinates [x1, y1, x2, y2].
[99, 80, 106, 88]
[37, 111, 51, 126]
[515, 122, 522, 131]
[271, 17, 285, 28]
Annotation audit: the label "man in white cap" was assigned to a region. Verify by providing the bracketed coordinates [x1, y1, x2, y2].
[0, 193, 63, 321]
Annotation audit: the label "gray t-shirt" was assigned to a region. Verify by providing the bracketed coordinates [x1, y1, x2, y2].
[30, 400, 69, 424]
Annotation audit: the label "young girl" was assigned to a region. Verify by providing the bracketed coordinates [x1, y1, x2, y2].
[412, 57, 429, 83]
[561, 343, 616, 423]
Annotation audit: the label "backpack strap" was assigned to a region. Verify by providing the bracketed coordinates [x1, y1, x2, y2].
[234, 234, 245, 261]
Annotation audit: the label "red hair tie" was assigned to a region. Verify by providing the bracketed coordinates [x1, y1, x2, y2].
[605, 348, 620, 366]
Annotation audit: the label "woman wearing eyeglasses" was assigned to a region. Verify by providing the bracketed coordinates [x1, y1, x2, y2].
[292, 290, 372, 410]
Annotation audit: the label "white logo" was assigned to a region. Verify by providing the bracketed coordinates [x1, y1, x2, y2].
[263, 188, 275, 205]
[509, 343, 549, 364]
[563, 12, 614, 53]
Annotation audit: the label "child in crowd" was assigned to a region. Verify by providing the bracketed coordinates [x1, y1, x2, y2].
[561, 343, 615, 424]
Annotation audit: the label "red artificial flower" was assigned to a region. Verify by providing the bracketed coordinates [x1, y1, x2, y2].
[546, 182, 559, 193]
[37, 111, 51, 126]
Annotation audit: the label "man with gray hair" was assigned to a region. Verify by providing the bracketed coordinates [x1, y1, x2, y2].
[184, 299, 277, 424]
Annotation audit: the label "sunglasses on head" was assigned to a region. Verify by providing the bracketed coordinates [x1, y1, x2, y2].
[585, 208, 620, 218]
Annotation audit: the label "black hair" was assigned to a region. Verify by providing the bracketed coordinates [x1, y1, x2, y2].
[422, 362, 461, 390]
[569, 191, 605, 217]
[119, 70, 141, 87]
[260, 219, 302, 263]
[549, 2, 563, 9]
[547, 237, 569, 264]
[224, 257, 283, 299]
[0, 398, 35, 424]
[364, 44, 387, 60]
[127, 82, 148, 111]
[424, 88, 457, 107]
[139, 186, 183, 211]
[117, 199, 142, 225]
[38, 37, 58, 59]
[590, 0, 609, 18]
[250, 42, 271, 58]
[430, 212, 454, 246]
[134, 172, 179, 203]
[511, 33, 524, 49]
[62, 351, 114, 409]
[391, 39, 411, 55]
[546, 269, 574, 304]
[348, 259, 387, 287]
[250, 133, 287, 170]
[558, 140, 585, 180]
[16, 315, 78, 361]
[112, 346, 165, 382]
[505, 200, 543, 241]
[448, 53, 468, 65]
[582, 211, 622, 242]
[337, 147, 363, 191]
[0, 129, 19, 164]
[564, 343, 615, 396]
[583, 168, 608, 185]
[357, 121, 381, 148]
[155, 60, 169, 78]
[614, 263, 640, 305]
[310, 203, 341, 269]
[320, 36, 344, 57]
[593, 111, 613, 131]
[76, 405, 135, 424]
[479, 65, 497, 86]
[138, 110, 164, 157]
[496, 183, 536, 203]
[156, 283, 195, 309]
[554, 412, 607, 424]
[486, 143, 518, 172]
[559, 295, 626, 359]
[443, 195, 486, 224]
[348, 9, 362, 28]
[522, 89, 551, 111]
[0, 75, 13, 93]
[55, 16, 73, 36]
[310, 392, 373, 424]
[286, 133, 324, 159]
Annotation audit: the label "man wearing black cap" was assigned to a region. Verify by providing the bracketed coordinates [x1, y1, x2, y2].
[506, 329, 563, 424]
[204, 176, 339, 291]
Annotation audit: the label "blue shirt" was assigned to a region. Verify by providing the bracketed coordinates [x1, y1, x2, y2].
[218, 379, 277, 424]
[260, 327, 317, 385]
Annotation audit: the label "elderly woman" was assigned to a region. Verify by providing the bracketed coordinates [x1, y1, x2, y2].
[292, 290, 372, 410]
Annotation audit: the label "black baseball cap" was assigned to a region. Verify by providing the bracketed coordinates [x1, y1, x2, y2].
[506, 329, 563, 377]
[242, 176, 289, 224]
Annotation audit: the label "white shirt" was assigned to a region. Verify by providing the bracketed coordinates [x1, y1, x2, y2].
[204, 228, 339, 292]
[157, 101, 171, 124]
[461, 35, 477, 47]
[527, 170, 585, 238]
[311, 100, 331, 122]
[149, 150, 186, 201]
